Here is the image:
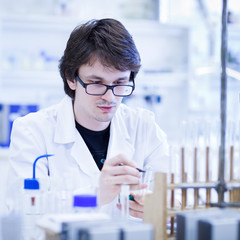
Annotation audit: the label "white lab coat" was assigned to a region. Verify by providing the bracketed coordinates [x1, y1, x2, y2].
[6, 95, 169, 217]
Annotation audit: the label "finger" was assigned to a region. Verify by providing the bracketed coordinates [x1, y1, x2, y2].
[129, 199, 143, 209]
[130, 193, 146, 205]
[129, 183, 148, 191]
[116, 203, 143, 219]
[116, 203, 121, 209]
[102, 165, 140, 177]
[129, 208, 144, 219]
[103, 175, 141, 185]
[104, 154, 137, 168]
[129, 201, 144, 219]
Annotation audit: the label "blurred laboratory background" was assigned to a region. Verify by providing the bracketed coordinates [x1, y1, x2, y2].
[0, 0, 240, 214]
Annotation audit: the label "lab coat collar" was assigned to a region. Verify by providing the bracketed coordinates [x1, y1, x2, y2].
[54, 96, 76, 144]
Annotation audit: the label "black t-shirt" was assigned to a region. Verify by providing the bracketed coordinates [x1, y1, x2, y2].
[75, 121, 110, 170]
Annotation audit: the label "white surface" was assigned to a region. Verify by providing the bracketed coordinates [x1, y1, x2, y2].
[38, 213, 110, 233]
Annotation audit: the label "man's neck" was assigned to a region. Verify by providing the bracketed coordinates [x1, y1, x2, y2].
[75, 117, 110, 131]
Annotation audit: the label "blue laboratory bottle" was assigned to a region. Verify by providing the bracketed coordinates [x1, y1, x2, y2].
[21, 154, 53, 240]
[73, 194, 98, 213]
[22, 178, 44, 240]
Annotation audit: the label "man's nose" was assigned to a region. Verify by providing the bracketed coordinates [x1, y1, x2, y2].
[101, 88, 116, 101]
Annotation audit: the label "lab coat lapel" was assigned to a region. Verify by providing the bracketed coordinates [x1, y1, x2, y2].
[54, 96, 99, 176]
[71, 133, 100, 176]
[54, 96, 76, 143]
[107, 114, 135, 160]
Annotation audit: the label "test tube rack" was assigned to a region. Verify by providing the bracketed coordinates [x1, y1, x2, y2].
[143, 144, 240, 240]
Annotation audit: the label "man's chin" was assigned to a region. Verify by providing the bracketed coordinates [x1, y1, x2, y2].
[94, 114, 114, 123]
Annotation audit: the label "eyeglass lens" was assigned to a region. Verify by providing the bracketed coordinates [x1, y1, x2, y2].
[86, 84, 133, 96]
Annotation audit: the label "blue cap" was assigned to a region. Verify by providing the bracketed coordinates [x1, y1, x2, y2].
[73, 194, 97, 208]
[24, 178, 40, 190]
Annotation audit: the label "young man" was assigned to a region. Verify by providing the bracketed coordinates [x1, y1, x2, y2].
[6, 18, 169, 218]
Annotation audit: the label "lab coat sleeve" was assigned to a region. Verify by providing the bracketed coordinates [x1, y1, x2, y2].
[6, 116, 50, 212]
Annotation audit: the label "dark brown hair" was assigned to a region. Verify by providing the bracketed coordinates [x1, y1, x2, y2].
[59, 18, 141, 99]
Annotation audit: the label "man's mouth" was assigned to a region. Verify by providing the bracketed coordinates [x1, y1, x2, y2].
[98, 106, 115, 113]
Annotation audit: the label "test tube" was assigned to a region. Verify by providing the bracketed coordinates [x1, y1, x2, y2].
[181, 146, 187, 210]
[228, 120, 236, 201]
[228, 121, 236, 180]
[169, 146, 174, 178]
[179, 120, 187, 147]
[120, 184, 129, 220]
[203, 120, 211, 206]
[141, 166, 153, 194]
[169, 147, 175, 235]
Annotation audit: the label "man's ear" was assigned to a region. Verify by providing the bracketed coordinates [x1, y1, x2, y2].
[67, 79, 77, 90]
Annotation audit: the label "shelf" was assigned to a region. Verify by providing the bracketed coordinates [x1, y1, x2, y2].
[0, 14, 83, 32]
[138, 71, 189, 87]
[0, 70, 62, 88]
[0, 69, 60, 78]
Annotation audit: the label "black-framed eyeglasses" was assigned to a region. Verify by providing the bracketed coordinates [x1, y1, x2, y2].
[75, 75, 135, 97]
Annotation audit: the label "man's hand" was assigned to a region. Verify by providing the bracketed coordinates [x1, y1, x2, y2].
[98, 153, 142, 206]
[116, 193, 146, 219]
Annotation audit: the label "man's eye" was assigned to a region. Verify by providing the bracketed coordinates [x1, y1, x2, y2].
[115, 81, 127, 85]
[89, 80, 101, 84]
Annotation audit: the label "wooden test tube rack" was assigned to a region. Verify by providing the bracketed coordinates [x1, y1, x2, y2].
[143, 173, 240, 240]
[143, 145, 240, 240]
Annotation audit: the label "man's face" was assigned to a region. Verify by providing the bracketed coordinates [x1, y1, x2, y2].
[67, 59, 131, 131]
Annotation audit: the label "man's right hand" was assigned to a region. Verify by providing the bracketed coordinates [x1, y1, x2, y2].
[98, 153, 144, 206]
